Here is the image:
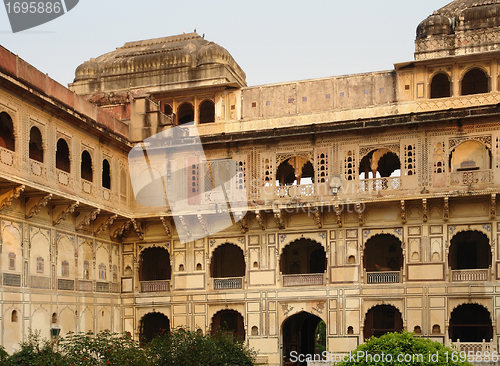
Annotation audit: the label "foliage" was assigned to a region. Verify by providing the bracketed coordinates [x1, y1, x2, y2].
[336, 331, 474, 366]
[4, 330, 65, 366]
[315, 320, 326, 355]
[60, 330, 149, 366]
[147, 328, 257, 366]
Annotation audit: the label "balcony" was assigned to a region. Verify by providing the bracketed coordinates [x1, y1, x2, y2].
[77, 280, 93, 292]
[451, 339, 496, 357]
[451, 269, 489, 282]
[359, 177, 400, 193]
[282, 273, 324, 287]
[366, 271, 400, 284]
[276, 184, 314, 198]
[140, 280, 170, 292]
[213, 277, 243, 290]
[450, 170, 492, 185]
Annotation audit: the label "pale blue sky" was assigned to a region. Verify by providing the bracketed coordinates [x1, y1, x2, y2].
[0, 0, 448, 87]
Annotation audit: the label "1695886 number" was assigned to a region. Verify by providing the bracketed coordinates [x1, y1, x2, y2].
[5, 2, 62, 14]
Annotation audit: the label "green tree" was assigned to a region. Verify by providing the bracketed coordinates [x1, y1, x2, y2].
[4, 330, 66, 366]
[336, 331, 474, 366]
[60, 330, 149, 366]
[148, 328, 257, 366]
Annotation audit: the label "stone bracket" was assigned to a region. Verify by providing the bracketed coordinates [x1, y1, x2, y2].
[160, 216, 172, 237]
[0, 185, 25, 211]
[76, 208, 100, 231]
[94, 214, 118, 235]
[53, 201, 79, 226]
[26, 193, 52, 219]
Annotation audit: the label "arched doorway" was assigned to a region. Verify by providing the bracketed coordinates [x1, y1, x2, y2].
[139, 247, 171, 287]
[359, 149, 400, 179]
[199, 100, 215, 123]
[177, 103, 194, 125]
[449, 304, 492, 342]
[140, 312, 170, 343]
[280, 239, 326, 275]
[363, 305, 403, 339]
[211, 309, 245, 340]
[282, 312, 323, 366]
[449, 140, 491, 172]
[449, 231, 491, 271]
[211, 244, 245, 278]
[364, 234, 403, 283]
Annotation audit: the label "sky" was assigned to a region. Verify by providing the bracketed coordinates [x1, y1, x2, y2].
[0, 0, 449, 88]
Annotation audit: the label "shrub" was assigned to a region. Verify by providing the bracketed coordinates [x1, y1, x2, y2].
[60, 330, 149, 366]
[4, 330, 65, 366]
[148, 328, 257, 366]
[336, 331, 474, 366]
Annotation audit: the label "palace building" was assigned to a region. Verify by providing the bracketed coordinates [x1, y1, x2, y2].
[1, 0, 500, 364]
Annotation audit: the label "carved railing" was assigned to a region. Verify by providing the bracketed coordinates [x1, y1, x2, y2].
[282, 273, 324, 287]
[140, 280, 170, 292]
[57, 279, 74, 290]
[102, 188, 111, 201]
[366, 271, 400, 284]
[82, 180, 94, 194]
[359, 177, 401, 193]
[213, 277, 243, 290]
[96, 282, 109, 292]
[451, 339, 496, 359]
[450, 170, 492, 185]
[109, 282, 120, 293]
[56, 169, 71, 186]
[451, 269, 489, 282]
[77, 280, 93, 292]
[276, 184, 314, 198]
[3, 273, 21, 287]
[0, 146, 14, 167]
[31, 275, 50, 289]
[29, 159, 44, 177]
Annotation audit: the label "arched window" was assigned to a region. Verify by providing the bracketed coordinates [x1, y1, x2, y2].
[211, 310, 245, 340]
[430, 72, 451, 99]
[61, 261, 69, 277]
[140, 312, 170, 344]
[11, 310, 17, 322]
[462, 68, 489, 95]
[56, 138, 70, 173]
[164, 104, 173, 115]
[449, 304, 492, 342]
[177, 103, 194, 125]
[29, 126, 43, 162]
[81, 150, 93, 182]
[52, 313, 57, 324]
[8, 253, 15, 270]
[364, 305, 403, 339]
[449, 140, 491, 172]
[113, 265, 117, 282]
[36, 257, 44, 273]
[276, 157, 314, 187]
[99, 263, 106, 280]
[0, 112, 15, 151]
[83, 260, 90, 280]
[449, 231, 491, 271]
[199, 100, 215, 123]
[359, 149, 400, 179]
[102, 159, 111, 189]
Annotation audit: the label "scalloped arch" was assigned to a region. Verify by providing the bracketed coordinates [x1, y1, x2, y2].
[363, 231, 402, 248]
[364, 303, 404, 322]
[280, 235, 326, 252]
[449, 301, 492, 321]
[280, 309, 326, 325]
[448, 227, 490, 246]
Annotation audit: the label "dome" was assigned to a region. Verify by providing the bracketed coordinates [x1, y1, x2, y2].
[74, 58, 99, 82]
[415, 0, 500, 60]
[416, 13, 453, 39]
[70, 32, 246, 94]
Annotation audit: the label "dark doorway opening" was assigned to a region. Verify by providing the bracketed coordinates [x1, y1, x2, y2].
[140, 247, 171, 281]
[140, 312, 170, 343]
[211, 309, 245, 340]
[282, 312, 323, 366]
[449, 304, 492, 342]
[462, 68, 488, 95]
[449, 231, 491, 270]
[364, 305, 403, 339]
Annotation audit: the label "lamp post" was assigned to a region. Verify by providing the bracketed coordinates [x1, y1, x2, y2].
[50, 325, 61, 339]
